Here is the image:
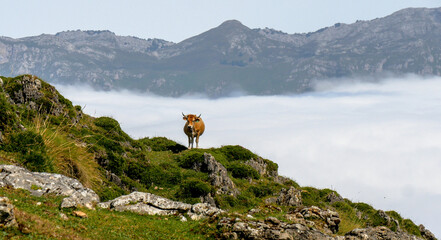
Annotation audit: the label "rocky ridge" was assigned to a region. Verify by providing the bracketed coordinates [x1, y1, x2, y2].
[1, 7, 441, 97]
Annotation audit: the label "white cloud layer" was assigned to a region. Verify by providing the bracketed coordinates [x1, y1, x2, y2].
[57, 76, 441, 237]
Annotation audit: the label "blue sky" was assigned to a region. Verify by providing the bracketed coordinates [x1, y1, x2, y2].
[1, 0, 440, 42]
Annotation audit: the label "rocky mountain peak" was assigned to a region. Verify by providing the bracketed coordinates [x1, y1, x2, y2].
[55, 30, 117, 40]
[218, 19, 248, 29]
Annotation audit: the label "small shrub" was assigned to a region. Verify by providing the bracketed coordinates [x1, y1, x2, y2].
[23, 152, 53, 172]
[227, 162, 260, 179]
[4, 130, 46, 155]
[386, 211, 421, 236]
[133, 163, 183, 187]
[177, 151, 205, 169]
[215, 194, 238, 208]
[94, 117, 121, 132]
[401, 219, 421, 236]
[107, 152, 127, 175]
[263, 158, 278, 174]
[236, 192, 257, 208]
[2, 130, 53, 172]
[0, 94, 17, 131]
[97, 137, 124, 154]
[138, 137, 187, 153]
[35, 97, 54, 114]
[176, 178, 212, 198]
[249, 184, 275, 198]
[3, 79, 22, 98]
[218, 145, 257, 162]
[97, 184, 126, 202]
[301, 187, 335, 208]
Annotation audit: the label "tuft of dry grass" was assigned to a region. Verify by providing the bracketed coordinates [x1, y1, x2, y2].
[30, 115, 103, 190]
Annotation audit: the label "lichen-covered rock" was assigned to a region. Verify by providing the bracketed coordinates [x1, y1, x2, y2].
[98, 191, 224, 219]
[203, 153, 239, 196]
[326, 192, 343, 204]
[218, 216, 334, 240]
[276, 186, 302, 207]
[218, 216, 429, 240]
[98, 191, 192, 214]
[419, 224, 437, 240]
[345, 226, 424, 240]
[245, 158, 277, 178]
[0, 197, 17, 227]
[200, 193, 216, 207]
[0, 165, 99, 209]
[189, 203, 224, 220]
[298, 206, 341, 234]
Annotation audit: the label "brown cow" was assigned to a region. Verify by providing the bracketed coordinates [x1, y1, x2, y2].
[182, 113, 205, 149]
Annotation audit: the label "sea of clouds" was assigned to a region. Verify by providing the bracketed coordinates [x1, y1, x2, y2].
[57, 76, 441, 237]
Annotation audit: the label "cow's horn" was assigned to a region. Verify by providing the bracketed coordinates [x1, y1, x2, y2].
[197, 114, 202, 118]
[182, 112, 186, 117]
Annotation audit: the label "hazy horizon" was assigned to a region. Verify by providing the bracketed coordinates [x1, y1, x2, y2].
[57, 75, 441, 237]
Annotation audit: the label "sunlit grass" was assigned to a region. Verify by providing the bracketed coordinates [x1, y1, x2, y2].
[29, 115, 103, 190]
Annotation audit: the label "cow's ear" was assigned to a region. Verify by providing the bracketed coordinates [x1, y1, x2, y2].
[195, 119, 200, 122]
[183, 116, 187, 120]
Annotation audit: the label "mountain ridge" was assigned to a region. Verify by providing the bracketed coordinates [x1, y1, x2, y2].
[1, 7, 441, 97]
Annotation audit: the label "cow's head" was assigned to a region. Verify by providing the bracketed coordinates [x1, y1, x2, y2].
[183, 113, 201, 133]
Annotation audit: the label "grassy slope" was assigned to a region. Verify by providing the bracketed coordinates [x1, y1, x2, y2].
[0, 75, 424, 239]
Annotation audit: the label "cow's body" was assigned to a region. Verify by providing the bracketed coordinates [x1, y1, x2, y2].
[182, 113, 205, 149]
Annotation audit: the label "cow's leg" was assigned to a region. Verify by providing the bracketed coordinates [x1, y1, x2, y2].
[190, 136, 195, 149]
[188, 136, 192, 149]
[196, 134, 200, 148]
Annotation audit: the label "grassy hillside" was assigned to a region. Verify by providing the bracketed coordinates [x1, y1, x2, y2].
[0, 75, 427, 239]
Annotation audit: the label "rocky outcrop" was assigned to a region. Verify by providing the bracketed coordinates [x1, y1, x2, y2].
[202, 153, 239, 196]
[97, 191, 223, 220]
[218, 216, 334, 240]
[419, 224, 437, 240]
[298, 206, 340, 234]
[8, 75, 43, 106]
[245, 158, 278, 178]
[0, 197, 17, 227]
[326, 192, 344, 204]
[345, 226, 425, 240]
[0, 165, 99, 209]
[218, 217, 429, 240]
[276, 186, 302, 207]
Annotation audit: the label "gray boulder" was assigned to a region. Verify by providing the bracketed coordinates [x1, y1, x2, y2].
[189, 202, 224, 220]
[419, 224, 437, 240]
[98, 191, 192, 215]
[0, 165, 99, 209]
[345, 226, 425, 240]
[218, 216, 334, 240]
[276, 186, 302, 207]
[98, 191, 224, 220]
[299, 206, 341, 234]
[245, 158, 278, 178]
[203, 153, 239, 196]
[0, 197, 17, 228]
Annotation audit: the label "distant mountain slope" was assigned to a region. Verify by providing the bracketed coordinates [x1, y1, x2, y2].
[1, 7, 441, 97]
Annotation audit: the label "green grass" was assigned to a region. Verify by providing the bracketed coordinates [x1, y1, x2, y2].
[0, 188, 216, 240]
